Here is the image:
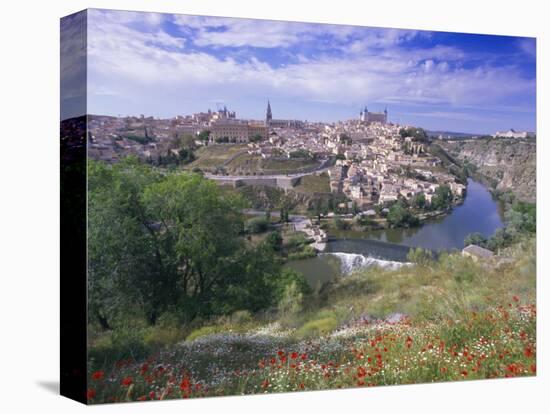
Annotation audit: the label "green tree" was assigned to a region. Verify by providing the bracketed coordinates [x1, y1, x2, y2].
[198, 130, 211, 142]
[431, 184, 453, 210]
[464, 232, 488, 248]
[245, 216, 269, 234]
[399, 127, 429, 142]
[89, 158, 252, 325]
[334, 217, 351, 230]
[265, 231, 283, 252]
[387, 202, 419, 228]
[412, 193, 426, 209]
[249, 133, 263, 143]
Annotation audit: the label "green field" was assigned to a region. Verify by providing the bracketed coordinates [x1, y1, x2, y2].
[189, 144, 248, 169]
[225, 153, 319, 175]
[261, 158, 318, 174]
[294, 172, 331, 194]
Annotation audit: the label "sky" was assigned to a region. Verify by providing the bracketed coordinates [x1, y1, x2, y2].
[84, 9, 536, 134]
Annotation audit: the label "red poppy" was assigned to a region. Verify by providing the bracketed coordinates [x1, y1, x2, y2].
[261, 379, 269, 389]
[91, 370, 104, 381]
[357, 366, 367, 378]
[291, 352, 299, 360]
[179, 376, 191, 392]
[121, 376, 133, 387]
[506, 363, 521, 375]
[405, 336, 413, 349]
[140, 363, 149, 375]
[149, 391, 156, 400]
[530, 364, 536, 374]
[524, 346, 534, 358]
[137, 395, 147, 401]
[86, 388, 96, 400]
[300, 353, 307, 361]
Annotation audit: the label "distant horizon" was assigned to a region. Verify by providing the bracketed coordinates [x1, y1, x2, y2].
[74, 9, 536, 134]
[87, 109, 533, 137]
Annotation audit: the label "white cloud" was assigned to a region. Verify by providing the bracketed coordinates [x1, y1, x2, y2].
[86, 10, 535, 118]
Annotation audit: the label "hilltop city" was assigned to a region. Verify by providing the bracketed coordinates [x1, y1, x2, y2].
[88, 102, 470, 214]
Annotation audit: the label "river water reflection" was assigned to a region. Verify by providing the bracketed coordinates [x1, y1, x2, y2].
[287, 179, 505, 286]
[333, 179, 504, 251]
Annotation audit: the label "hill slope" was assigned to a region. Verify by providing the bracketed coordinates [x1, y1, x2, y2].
[437, 138, 536, 203]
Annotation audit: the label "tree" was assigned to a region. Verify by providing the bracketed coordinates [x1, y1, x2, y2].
[245, 216, 269, 234]
[464, 232, 488, 248]
[265, 231, 283, 252]
[387, 201, 419, 228]
[249, 134, 263, 143]
[89, 157, 265, 326]
[431, 184, 453, 210]
[334, 217, 351, 230]
[179, 134, 197, 149]
[339, 133, 352, 145]
[412, 193, 426, 209]
[198, 130, 211, 142]
[399, 127, 429, 142]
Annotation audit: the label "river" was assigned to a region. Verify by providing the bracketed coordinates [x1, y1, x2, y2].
[287, 179, 504, 287]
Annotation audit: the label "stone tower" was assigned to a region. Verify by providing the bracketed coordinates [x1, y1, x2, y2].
[266, 100, 272, 126]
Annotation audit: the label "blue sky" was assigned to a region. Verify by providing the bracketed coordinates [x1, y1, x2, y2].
[86, 9, 536, 134]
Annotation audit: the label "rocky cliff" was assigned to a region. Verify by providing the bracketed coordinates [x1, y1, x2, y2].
[437, 138, 536, 203]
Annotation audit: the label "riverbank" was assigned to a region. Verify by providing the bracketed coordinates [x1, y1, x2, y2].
[323, 179, 503, 251]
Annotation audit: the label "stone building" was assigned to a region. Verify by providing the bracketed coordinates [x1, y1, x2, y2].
[360, 106, 388, 124]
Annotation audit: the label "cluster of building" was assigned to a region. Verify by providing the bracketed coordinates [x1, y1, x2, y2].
[493, 128, 535, 139]
[322, 120, 464, 209]
[87, 101, 466, 211]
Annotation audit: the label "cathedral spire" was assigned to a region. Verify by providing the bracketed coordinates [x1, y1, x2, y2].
[266, 100, 272, 125]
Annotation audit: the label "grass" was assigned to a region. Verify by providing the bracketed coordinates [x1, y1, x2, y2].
[87, 297, 536, 402]
[86, 236, 536, 403]
[295, 317, 338, 339]
[189, 144, 248, 169]
[224, 154, 319, 175]
[261, 158, 318, 174]
[294, 172, 331, 194]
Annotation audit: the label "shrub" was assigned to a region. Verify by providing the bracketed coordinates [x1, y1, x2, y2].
[230, 310, 253, 325]
[295, 317, 337, 339]
[245, 216, 269, 234]
[285, 234, 308, 249]
[287, 245, 317, 260]
[143, 326, 183, 348]
[406, 247, 433, 265]
[278, 281, 304, 317]
[186, 326, 220, 342]
[334, 217, 351, 230]
[265, 231, 283, 251]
